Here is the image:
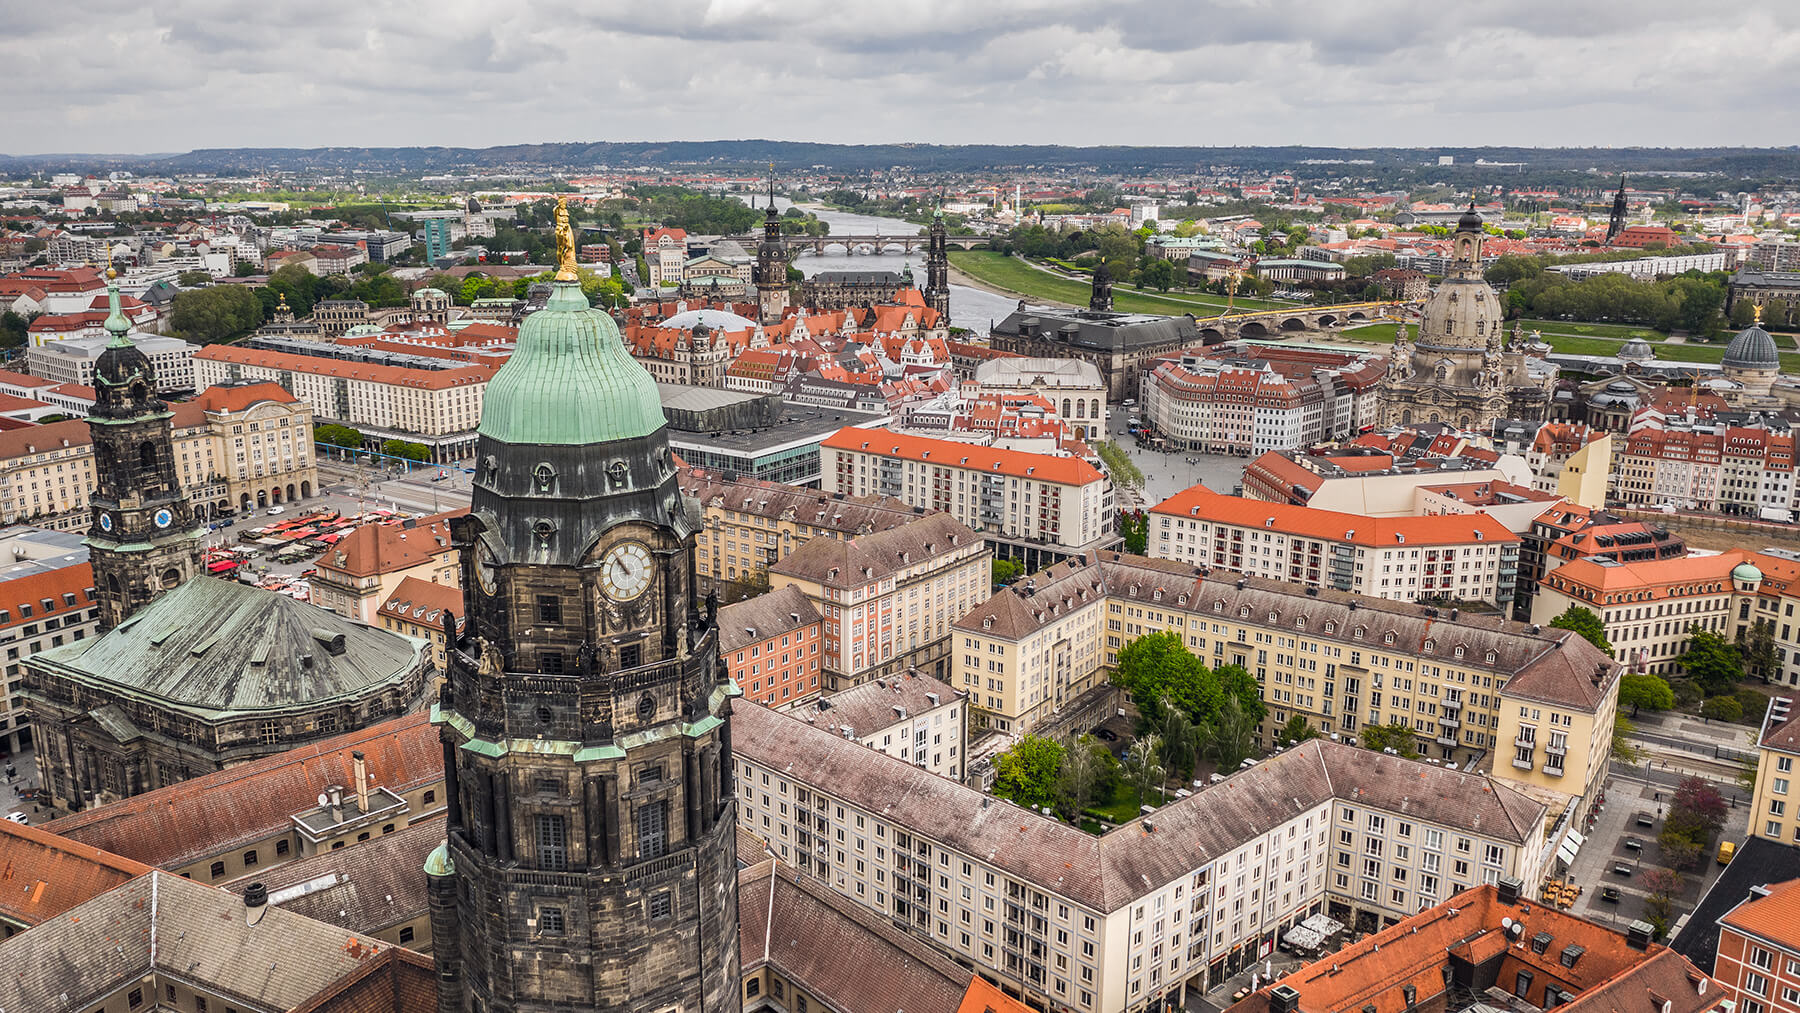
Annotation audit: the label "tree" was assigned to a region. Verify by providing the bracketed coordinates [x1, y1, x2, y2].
[1112, 631, 1221, 727]
[1056, 735, 1111, 819]
[1200, 696, 1258, 771]
[1276, 714, 1321, 746]
[1360, 722, 1419, 759]
[1549, 605, 1612, 656]
[1122, 736, 1166, 808]
[1118, 511, 1148, 555]
[1642, 866, 1683, 940]
[1137, 258, 1177, 291]
[991, 557, 1024, 587]
[1618, 673, 1675, 715]
[1680, 627, 1744, 695]
[994, 735, 1065, 810]
[315, 424, 363, 449]
[381, 439, 430, 462]
[168, 285, 263, 343]
[1612, 714, 1644, 763]
[1663, 775, 1729, 849]
[0, 310, 28, 349]
[1159, 703, 1197, 780]
[266, 263, 322, 316]
[1701, 695, 1744, 722]
[1217, 664, 1267, 725]
[1742, 619, 1779, 683]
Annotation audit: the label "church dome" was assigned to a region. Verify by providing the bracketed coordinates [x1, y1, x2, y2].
[659, 308, 758, 332]
[1617, 338, 1655, 362]
[1723, 322, 1779, 371]
[1414, 273, 1505, 352]
[478, 281, 665, 446]
[1456, 205, 1484, 233]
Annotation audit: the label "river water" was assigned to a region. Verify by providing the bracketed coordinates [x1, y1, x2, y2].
[737, 196, 1023, 333]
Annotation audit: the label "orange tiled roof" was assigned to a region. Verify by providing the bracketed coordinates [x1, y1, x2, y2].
[1720, 877, 1800, 947]
[315, 508, 464, 579]
[1152, 483, 1518, 547]
[821, 427, 1104, 486]
[378, 575, 463, 632]
[0, 819, 152, 928]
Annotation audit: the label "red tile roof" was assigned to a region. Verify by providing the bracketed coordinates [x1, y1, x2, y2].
[822, 427, 1104, 486]
[0, 819, 152, 928]
[43, 711, 442, 870]
[196, 345, 494, 390]
[1719, 877, 1800, 948]
[0, 562, 95, 634]
[190, 381, 299, 413]
[315, 509, 464, 579]
[1152, 483, 1519, 547]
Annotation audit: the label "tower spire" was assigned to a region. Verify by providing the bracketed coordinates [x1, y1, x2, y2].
[103, 265, 131, 348]
[1606, 173, 1629, 244]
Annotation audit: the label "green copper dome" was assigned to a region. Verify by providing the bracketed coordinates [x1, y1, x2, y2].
[423, 840, 455, 876]
[478, 281, 663, 446]
[1733, 560, 1764, 585]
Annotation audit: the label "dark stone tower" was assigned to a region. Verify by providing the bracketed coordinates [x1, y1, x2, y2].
[925, 207, 951, 324]
[427, 199, 741, 1013]
[1089, 259, 1114, 312]
[754, 171, 789, 325]
[85, 269, 201, 631]
[1606, 174, 1629, 244]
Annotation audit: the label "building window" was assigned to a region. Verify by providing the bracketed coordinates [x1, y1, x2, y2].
[399, 926, 415, 944]
[650, 892, 673, 920]
[536, 595, 562, 624]
[620, 642, 642, 669]
[536, 813, 569, 871]
[539, 906, 566, 935]
[210, 861, 226, 879]
[424, 790, 436, 804]
[243, 850, 258, 867]
[276, 839, 290, 856]
[747, 980, 761, 998]
[128, 988, 143, 1008]
[259, 721, 279, 745]
[638, 800, 669, 859]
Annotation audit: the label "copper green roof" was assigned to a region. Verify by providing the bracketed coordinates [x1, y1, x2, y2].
[477, 280, 664, 446]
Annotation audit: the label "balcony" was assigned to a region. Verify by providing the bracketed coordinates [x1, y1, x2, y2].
[1437, 714, 1460, 729]
[1515, 734, 1536, 749]
[1436, 734, 1457, 747]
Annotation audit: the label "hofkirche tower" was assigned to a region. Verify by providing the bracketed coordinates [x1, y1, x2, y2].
[427, 200, 741, 1013]
[85, 268, 202, 631]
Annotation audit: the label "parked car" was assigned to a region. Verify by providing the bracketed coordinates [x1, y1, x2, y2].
[1600, 886, 1622, 903]
[267, 505, 285, 515]
[4, 812, 27, 824]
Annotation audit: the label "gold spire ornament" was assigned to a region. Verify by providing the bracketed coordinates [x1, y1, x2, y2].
[1754, 303, 1764, 325]
[553, 196, 578, 282]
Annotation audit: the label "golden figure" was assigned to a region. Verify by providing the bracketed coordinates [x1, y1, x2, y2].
[554, 196, 578, 282]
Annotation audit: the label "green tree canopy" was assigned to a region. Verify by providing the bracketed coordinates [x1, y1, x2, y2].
[991, 557, 1024, 587]
[1360, 722, 1419, 759]
[1680, 627, 1743, 695]
[993, 735, 1065, 810]
[1113, 631, 1222, 727]
[1701, 695, 1744, 722]
[315, 424, 363, 449]
[1549, 605, 1612, 656]
[168, 285, 263, 344]
[1276, 714, 1321, 746]
[381, 439, 430, 462]
[1618, 673, 1675, 714]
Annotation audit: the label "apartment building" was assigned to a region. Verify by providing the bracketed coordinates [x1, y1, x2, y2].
[1712, 877, 1800, 1013]
[0, 532, 99, 755]
[719, 583, 825, 708]
[28, 332, 198, 392]
[965, 358, 1109, 440]
[769, 511, 989, 691]
[1240, 446, 1521, 514]
[1139, 350, 1384, 456]
[1149, 484, 1521, 606]
[1748, 698, 1800, 847]
[820, 427, 1115, 570]
[678, 468, 922, 589]
[734, 702, 1549, 1013]
[788, 669, 967, 780]
[953, 551, 1622, 800]
[0, 381, 317, 529]
[195, 344, 495, 462]
[643, 227, 690, 285]
[1530, 551, 1761, 678]
[376, 575, 462, 672]
[312, 508, 462, 622]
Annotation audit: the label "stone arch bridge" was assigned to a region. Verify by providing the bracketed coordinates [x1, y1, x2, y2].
[727, 234, 991, 256]
[1193, 301, 1405, 342]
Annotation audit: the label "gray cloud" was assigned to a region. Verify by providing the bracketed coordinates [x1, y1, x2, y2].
[4, 0, 1798, 154]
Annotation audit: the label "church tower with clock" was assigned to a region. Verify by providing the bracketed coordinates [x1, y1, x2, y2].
[85, 269, 202, 631]
[427, 199, 742, 1013]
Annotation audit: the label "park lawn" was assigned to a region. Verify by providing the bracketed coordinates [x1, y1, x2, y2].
[1087, 782, 1155, 824]
[1518, 318, 1667, 341]
[1340, 322, 1408, 343]
[949, 251, 1290, 315]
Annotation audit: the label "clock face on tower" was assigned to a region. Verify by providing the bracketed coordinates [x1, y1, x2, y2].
[475, 542, 499, 596]
[98, 512, 114, 532]
[600, 542, 653, 601]
[153, 508, 173, 529]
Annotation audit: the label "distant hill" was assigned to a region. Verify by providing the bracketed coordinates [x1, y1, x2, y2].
[4, 141, 1798, 176]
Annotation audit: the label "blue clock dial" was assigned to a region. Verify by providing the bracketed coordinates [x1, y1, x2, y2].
[154, 508, 173, 529]
[98, 512, 114, 532]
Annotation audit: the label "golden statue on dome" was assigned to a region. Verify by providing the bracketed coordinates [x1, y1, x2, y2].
[553, 196, 578, 282]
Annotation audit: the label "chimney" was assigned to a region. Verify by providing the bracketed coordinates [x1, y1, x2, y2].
[1270, 985, 1301, 1013]
[1497, 876, 1522, 904]
[328, 785, 343, 823]
[1627, 920, 1654, 951]
[244, 881, 269, 926]
[353, 750, 370, 814]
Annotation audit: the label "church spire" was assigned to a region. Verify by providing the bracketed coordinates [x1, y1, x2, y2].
[1606, 174, 1629, 244]
[102, 267, 131, 347]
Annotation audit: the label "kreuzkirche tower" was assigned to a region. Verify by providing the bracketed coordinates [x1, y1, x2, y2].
[428, 199, 741, 1013]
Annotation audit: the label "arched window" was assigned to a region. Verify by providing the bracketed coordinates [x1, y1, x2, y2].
[139, 443, 157, 470]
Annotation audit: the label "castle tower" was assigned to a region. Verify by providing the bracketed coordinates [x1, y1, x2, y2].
[85, 269, 201, 631]
[1606, 174, 1629, 244]
[427, 198, 741, 1013]
[753, 172, 789, 325]
[925, 206, 951, 324]
[1090, 259, 1114, 312]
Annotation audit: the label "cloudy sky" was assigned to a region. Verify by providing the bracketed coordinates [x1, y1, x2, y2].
[9, 0, 1800, 155]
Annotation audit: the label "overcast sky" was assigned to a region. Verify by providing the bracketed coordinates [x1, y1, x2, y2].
[9, 0, 1800, 155]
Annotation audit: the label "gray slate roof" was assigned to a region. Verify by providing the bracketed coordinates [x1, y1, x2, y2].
[992, 305, 1201, 353]
[719, 584, 822, 653]
[32, 576, 426, 718]
[733, 703, 1545, 914]
[0, 870, 392, 1012]
[771, 512, 979, 588]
